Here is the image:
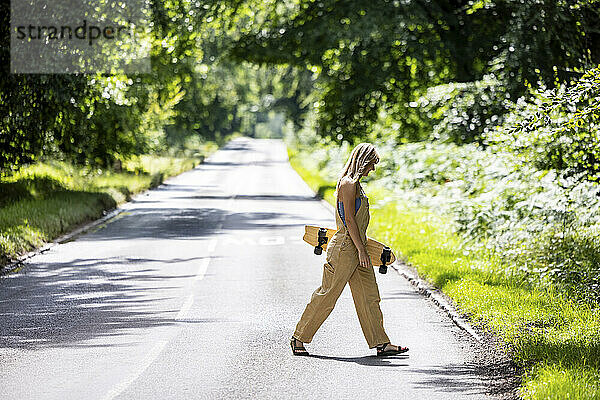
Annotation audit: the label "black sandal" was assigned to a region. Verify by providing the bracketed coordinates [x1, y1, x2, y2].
[376, 342, 409, 357]
[290, 336, 309, 356]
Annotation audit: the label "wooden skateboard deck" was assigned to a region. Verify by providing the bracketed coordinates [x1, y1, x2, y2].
[303, 225, 396, 273]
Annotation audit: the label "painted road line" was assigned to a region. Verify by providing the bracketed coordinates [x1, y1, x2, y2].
[193, 257, 211, 283]
[102, 236, 216, 399]
[176, 294, 195, 321]
[207, 239, 218, 253]
[100, 339, 170, 400]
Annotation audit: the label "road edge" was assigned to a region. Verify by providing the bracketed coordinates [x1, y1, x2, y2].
[0, 139, 237, 278]
[388, 262, 483, 343]
[294, 172, 485, 345]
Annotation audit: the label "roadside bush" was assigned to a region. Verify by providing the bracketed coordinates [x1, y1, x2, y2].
[285, 67, 600, 304]
[413, 74, 510, 145]
[489, 65, 600, 184]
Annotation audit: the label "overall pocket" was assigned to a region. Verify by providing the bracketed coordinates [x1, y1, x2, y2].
[324, 261, 335, 274]
[340, 236, 351, 250]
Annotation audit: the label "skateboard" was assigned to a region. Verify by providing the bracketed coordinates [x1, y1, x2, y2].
[303, 225, 396, 274]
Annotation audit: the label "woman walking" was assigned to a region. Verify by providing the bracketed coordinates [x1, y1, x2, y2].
[290, 143, 409, 357]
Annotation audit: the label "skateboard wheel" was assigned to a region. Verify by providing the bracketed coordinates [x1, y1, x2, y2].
[379, 265, 388, 274]
[314, 246, 323, 255]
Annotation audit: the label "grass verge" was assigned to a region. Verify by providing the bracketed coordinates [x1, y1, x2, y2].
[288, 146, 600, 400]
[0, 142, 219, 268]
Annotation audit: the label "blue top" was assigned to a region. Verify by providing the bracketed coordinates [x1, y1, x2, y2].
[337, 197, 361, 228]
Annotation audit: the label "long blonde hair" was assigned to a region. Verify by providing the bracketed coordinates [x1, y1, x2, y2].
[335, 143, 380, 196]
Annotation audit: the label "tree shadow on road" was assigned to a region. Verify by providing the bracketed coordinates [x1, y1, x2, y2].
[406, 363, 494, 395]
[0, 255, 224, 350]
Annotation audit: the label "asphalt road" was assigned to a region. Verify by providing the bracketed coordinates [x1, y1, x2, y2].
[0, 137, 495, 399]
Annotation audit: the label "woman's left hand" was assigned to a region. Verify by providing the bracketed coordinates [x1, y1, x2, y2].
[358, 248, 372, 269]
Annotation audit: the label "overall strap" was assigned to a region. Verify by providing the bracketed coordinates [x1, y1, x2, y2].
[335, 180, 366, 230]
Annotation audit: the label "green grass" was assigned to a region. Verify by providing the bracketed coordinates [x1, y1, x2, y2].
[288, 145, 600, 400]
[287, 147, 337, 203]
[0, 142, 219, 267]
[521, 365, 600, 400]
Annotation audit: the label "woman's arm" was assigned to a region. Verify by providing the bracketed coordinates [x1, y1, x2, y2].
[339, 179, 371, 268]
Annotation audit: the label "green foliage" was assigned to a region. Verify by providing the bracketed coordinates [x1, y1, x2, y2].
[288, 144, 600, 400]
[0, 0, 291, 174]
[284, 65, 600, 305]
[413, 74, 509, 144]
[229, 0, 600, 143]
[521, 364, 600, 400]
[0, 148, 212, 266]
[489, 65, 600, 184]
[378, 138, 600, 304]
[524, 225, 600, 304]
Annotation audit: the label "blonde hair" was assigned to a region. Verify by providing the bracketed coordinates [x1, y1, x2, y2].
[335, 143, 380, 196]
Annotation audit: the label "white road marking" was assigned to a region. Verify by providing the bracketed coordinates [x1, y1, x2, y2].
[193, 257, 211, 282]
[258, 236, 285, 245]
[207, 239, 218, 253]
[100, 339, 170, 400]
[221, 236, 256, 246]
[217, 235, 306, 246]
[175, 294, 194, 321]
[102, 148, 272, 400]
[102, 238, 215, 399]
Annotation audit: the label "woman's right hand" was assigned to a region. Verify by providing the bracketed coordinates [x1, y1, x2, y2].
[358, 247, 371, 269]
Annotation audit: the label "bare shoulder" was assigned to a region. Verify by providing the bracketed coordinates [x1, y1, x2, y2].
[338, 177, 357, 198]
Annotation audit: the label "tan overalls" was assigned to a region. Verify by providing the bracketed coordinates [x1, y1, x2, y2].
[293, 183, 390, 349]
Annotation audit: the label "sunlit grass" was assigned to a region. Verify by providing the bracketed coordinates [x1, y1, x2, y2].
[0, 191, 117, 261]
[0, 146, 217, 267]
[287, 149, 337, 203]
[521, 364, 600, 400]
[288, 145, 600, 400]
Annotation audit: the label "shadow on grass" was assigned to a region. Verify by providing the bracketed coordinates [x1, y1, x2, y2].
[0, 190, 119, 267]
[0, 176, 69, 207]
[316, 184, 336, 199]
[512, 333, 600, 371]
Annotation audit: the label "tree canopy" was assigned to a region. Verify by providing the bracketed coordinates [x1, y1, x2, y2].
[1, 0, 599, 172]
[227, 0, 600, 142]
